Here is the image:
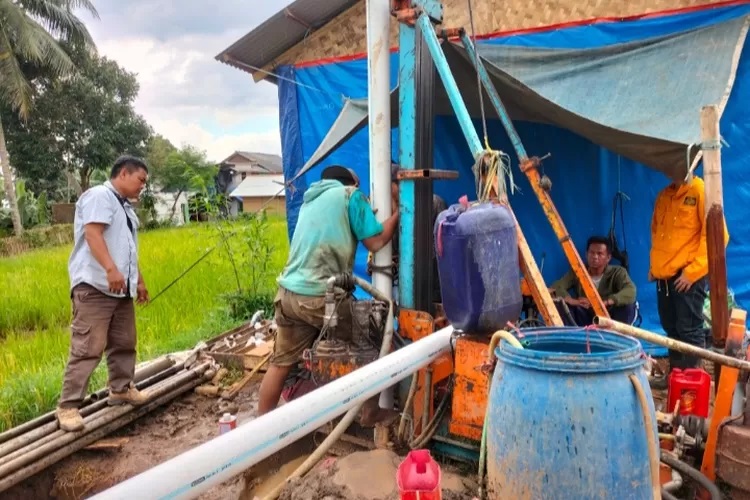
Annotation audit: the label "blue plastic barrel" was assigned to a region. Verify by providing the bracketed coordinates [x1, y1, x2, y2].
[434, 202, 522, 333]
[486, 328, 658, 500]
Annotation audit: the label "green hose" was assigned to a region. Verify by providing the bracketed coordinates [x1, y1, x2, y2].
[478, 331, 524, 498]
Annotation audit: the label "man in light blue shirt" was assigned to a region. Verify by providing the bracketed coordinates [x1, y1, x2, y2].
[258, 165, 398, 417]
[57, 156, 151, 432]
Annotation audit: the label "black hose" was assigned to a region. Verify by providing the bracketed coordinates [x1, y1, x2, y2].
[660, 452, 721, 500]
[661, 489, 679, 500]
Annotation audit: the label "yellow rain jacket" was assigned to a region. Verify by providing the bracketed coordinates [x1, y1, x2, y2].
[649, 176, 729, 282]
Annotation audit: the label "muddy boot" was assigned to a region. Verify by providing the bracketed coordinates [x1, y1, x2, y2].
[108, 385, 149, 406]
[56, 407, 84, 432]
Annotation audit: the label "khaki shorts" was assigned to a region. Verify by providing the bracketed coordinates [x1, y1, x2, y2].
[271, 287, 353, 367]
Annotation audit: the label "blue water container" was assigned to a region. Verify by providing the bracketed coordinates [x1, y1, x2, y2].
[434, 202, 521, 333]
[486, 328, 658, 499]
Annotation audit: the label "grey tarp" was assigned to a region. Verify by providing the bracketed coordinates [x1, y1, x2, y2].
[297, 14, 749, 180]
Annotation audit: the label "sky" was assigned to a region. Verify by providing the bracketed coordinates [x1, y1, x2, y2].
[79, 0, 294, 163]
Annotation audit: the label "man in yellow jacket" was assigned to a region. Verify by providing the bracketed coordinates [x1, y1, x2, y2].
[650, 171, 728, 370]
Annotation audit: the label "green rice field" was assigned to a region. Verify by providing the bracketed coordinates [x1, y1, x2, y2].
[0, 220, 289, 431]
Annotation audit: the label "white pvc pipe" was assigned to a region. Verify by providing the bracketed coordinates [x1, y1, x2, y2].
[366, 0, 395, 411]
[92, 327, 454, 500]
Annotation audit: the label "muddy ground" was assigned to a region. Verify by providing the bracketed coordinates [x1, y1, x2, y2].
[1, 358, 673, 500]
[2, 380, 478, 500]
[4, 382, 262, 500]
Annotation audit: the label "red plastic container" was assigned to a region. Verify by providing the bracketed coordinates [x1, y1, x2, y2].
[397, 450, 442, 500]
[667, 368, 711, 418]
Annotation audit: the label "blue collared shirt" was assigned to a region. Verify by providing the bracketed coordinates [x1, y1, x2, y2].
[68, 181, 140, 298]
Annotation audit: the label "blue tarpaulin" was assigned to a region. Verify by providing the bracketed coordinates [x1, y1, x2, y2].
[277, 3, 750, 353]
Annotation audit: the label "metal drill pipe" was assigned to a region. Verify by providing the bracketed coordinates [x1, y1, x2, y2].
[0, 375, 207, 494]
[0, 356, 176, 446]
[0, 363, 210, 478]
[0, 362, 185, 460]
[594, 317, 750, 371]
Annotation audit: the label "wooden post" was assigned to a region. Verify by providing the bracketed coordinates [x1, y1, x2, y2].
[513, 213, 563, 326]
[701, 105, 729, 350]
[520, 159, 609, 319]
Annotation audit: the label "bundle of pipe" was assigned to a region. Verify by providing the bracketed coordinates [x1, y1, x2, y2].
[0, 356, 176, 447]
[0, 356, 214, 494]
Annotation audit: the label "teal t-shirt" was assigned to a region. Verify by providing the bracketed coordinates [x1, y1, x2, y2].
[277, 180, 383, 296]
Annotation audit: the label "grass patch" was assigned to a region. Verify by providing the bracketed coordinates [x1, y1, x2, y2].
[0, 219, 289, 431]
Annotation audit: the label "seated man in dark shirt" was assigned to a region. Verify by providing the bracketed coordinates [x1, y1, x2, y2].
[550, 236, 637, 326]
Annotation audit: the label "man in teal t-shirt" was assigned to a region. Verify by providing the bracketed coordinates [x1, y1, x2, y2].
[258, 165, 399, 416]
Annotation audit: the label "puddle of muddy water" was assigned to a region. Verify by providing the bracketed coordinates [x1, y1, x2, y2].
[243, 454, 311, 499]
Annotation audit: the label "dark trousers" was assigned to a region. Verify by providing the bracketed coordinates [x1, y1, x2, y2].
[558, 302, 637, 327]
[656, 276, 709, 370]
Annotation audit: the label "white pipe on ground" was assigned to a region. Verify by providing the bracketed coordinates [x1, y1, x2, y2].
[365, 0, 394, 412]
[92, 327, 454, 500]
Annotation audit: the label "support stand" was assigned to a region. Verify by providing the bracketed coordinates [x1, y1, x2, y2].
[457, 30, 608, 320]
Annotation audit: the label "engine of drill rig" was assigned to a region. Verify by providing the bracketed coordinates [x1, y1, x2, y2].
[657, 409, 709, 465]
[303, 277, 389, 385]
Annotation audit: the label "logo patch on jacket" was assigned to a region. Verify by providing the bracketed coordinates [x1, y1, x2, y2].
[683, 196, 697, 206]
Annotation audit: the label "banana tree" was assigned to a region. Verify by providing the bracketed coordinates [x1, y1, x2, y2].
[0, 0, 98, 235]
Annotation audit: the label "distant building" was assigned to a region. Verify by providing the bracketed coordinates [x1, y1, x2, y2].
[217, 151, 284, 216]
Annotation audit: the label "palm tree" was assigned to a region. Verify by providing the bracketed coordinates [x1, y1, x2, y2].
[0, 0, 98, 236]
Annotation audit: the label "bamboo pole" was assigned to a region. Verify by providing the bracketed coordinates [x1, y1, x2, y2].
[0, 356, 176, 447]
[701, 105, 729, 350]
[0, 362, 185, 460]
[0, 363, 211, 479]
[594, 317, 750, 371]
[0, 376, 207, 494]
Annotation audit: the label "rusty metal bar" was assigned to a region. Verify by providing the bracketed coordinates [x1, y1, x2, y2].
[438, 27, 464, 39]
[521, 159, 609, 318]
[701, 105, 729, 349]
[396, 169, 459, 180]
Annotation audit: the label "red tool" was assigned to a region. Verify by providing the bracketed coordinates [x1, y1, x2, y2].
[397, 449, 442, 500]
[668, 368, 711, 418]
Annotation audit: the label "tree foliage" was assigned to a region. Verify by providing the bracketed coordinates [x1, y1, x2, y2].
[146, 134, 177, 173]
[4, 45, 153, 197]
[0, 0, 98, 118]
[150, 145, 217, 220]
[0, 0, 98, 235]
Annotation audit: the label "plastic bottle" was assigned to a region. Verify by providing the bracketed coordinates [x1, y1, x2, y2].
[397, 449, 442, 500]
[218, 413, 237, 435]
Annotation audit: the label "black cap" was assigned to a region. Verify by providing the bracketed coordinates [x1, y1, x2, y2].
[321, 165, 359, 186]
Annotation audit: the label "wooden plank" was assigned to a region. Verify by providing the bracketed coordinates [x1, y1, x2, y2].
[701, 105, 729, 349]
[246, 341, 274, 358]
[520, 159, 608, 319]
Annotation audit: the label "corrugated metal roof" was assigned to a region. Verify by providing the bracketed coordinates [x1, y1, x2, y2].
[215, 0, 358, 77]
[219, 151, 283, 174]
[229, 174, 286, 199]
[236, 152, 283, 173]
